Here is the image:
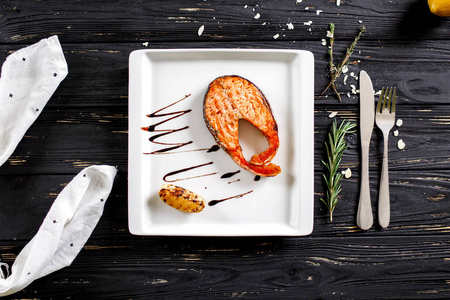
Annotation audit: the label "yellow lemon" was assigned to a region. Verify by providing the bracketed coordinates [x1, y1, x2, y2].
[428, 0, 450, 16]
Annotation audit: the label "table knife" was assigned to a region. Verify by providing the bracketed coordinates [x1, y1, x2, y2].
[356, 70, 374, 230]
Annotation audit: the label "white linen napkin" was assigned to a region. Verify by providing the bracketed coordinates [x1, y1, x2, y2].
[0, 35, 68, 167]
[0, 165, 117, 296]
[0, 37, 118, 296]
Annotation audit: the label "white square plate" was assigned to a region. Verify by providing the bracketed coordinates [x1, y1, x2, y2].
[128, 49, 314, 236]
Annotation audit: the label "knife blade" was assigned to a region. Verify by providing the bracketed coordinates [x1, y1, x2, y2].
[356, 70, 374, 230]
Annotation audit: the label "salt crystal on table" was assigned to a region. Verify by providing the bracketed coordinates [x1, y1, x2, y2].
[396, 119, 403, 127]
[287, 23, 294, 30]
[254, 13, 260, 19]
[342, 65, 348, 73]
[342, 168, 352, 178]
[329, 111, 338, 118]
[398, 139, 406, 150]
[198, 25, 205, 36]
[393, 130, 399, 136]
[273, 33, 279, 39]
[304, 21, 312, 26]
[316, 10, 323, 15]
[321, 39, 326, 46]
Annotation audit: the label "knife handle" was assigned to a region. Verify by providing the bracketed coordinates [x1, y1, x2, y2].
[357, 143, 373, 230]
[378, 135, 390, 228]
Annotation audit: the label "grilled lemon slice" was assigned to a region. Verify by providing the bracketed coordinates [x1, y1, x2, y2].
[158, 183, 205, 213]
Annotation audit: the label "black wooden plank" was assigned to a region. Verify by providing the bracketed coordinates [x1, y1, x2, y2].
[1, 236, 449, 299]
[0, 169, 448, 241]
[0, 0, 449, 44]
[0, 39, 448, 107]
[0, 103, 448, 175]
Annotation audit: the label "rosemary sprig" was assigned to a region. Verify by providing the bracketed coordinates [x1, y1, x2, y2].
[320, 119, 356, 222]
[322, 23, 366, 102]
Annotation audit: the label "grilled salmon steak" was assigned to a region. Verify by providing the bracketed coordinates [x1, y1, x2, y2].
[203, 75, 281, 177]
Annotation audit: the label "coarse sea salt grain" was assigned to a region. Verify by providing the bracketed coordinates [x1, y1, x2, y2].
[396, 119, 403, 127]
[316, 10, 323, 15]
[297, 0, 302, 3]
[327, 31, 333, 38]
[198, 25, 205, 36]
[398, 139, 406, 150]
[342, 168, 352, 178]
[336, 0, 341, 6]
[342, 65, 348, 74]
[287, 22, 294, 30]
[254, 13, 261, 19]
[304, 20, 312, 26]
[343, 74, 348, 85]
[273, 33, 280, 39]
[321, 38, 327, 46]
[142, 42, 149, 47]
[393, 130, 399, 136]
[329, 111, 338, 118]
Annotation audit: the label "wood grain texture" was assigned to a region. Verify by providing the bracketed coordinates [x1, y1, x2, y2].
[0, 0, 449, 44]
[0, 105, 448, 175]
[0, 0, 449, 299]
[1, 237, 449, 299]
[1, 39, 448, 107]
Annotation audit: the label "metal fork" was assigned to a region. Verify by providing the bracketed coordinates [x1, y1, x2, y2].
[375, 87, 396, 229]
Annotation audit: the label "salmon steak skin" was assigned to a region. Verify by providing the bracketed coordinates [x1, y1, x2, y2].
[203, 75, 281, 177]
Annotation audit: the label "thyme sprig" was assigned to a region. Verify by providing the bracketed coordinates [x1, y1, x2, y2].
[321, 119, 356, 222]
[322, 23, 366, 102]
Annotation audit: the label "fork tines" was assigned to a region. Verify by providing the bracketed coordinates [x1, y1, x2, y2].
[377, 87, 396, 113]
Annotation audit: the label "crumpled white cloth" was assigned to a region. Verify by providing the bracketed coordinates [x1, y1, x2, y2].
[0, 165, 117, 296]
[0, 35, 68, 166]
[0, 37, 118, 296]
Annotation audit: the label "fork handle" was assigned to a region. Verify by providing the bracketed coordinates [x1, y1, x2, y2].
[378, 134, 390, 228]
[357, 142, 373, 230]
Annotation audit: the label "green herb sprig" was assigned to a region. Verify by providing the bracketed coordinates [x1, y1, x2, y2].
[321, 119, 356, 222]
[322, 23, 366, 102]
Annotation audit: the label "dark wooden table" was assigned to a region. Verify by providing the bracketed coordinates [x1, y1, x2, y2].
[0, 0, 449, 298]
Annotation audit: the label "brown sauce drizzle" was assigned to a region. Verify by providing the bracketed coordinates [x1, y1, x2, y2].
[141, 95, 233, 184]
[208, 190, 253, 206]
[227, 179, 241, 184]
[163, 162, 218, 182]
[220, 170, 241, 179]
[142, 94, 192, 154]
[207, 145, 220, 153]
